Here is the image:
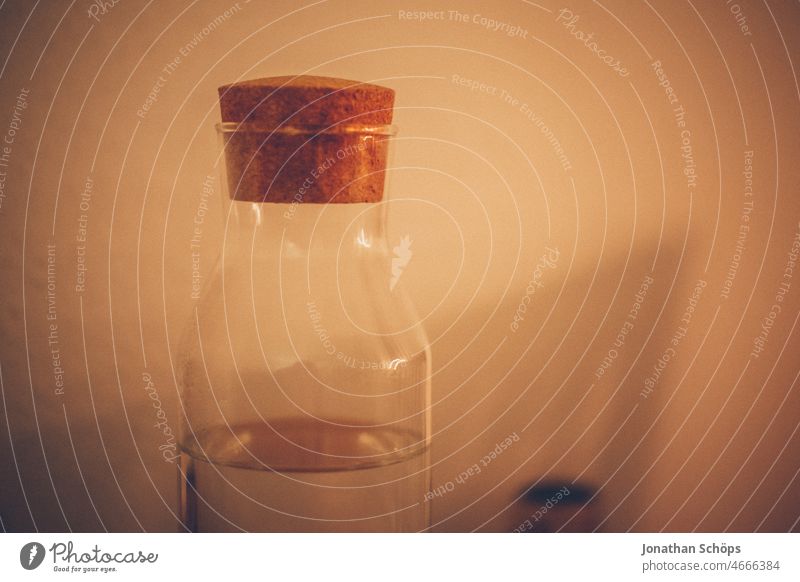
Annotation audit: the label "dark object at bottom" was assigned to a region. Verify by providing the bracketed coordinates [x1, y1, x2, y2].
[515, 480, 599, 533]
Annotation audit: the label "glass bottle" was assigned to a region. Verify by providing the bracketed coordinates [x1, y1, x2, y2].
[177, 77, 431, 532]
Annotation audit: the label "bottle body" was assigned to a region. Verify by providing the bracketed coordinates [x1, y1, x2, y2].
[177, 128, 431, 531]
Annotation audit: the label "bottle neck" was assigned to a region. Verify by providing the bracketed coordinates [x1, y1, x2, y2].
[213, 197, 421, 343]
[222, 200, 389, 257]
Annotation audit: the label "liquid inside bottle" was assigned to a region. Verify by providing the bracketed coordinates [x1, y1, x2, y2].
[179, 418, 429, 532]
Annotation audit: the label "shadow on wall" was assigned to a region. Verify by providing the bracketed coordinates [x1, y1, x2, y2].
[421, 241, 700, 532]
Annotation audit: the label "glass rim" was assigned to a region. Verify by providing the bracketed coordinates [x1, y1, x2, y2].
[216, 121, 397, 136]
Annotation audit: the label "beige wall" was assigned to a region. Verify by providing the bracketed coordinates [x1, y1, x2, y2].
[1, 0, 798, 531]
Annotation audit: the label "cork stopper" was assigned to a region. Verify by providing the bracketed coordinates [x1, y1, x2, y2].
[218, 76, 395, 204]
